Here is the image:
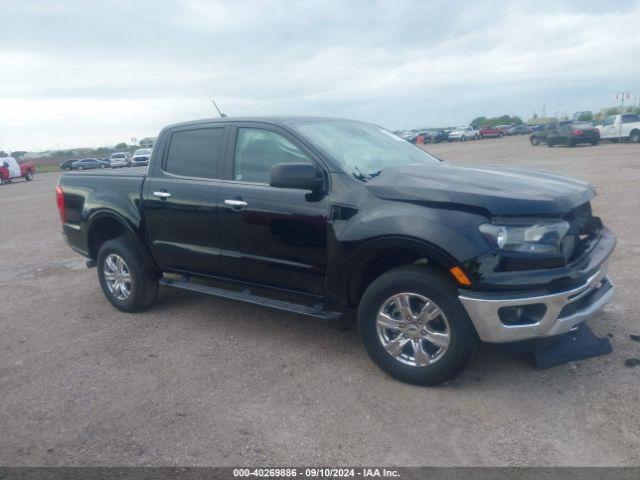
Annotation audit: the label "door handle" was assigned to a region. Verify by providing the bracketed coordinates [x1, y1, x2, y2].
[153, 191, 171, 198]
[224, 199, 248, 209]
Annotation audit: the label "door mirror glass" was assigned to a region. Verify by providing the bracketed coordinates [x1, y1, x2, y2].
[270, 163, 323, 190]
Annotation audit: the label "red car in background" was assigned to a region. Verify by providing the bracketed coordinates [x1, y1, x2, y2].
[479, 125, 505, 138]
[0, 157, 36, 184]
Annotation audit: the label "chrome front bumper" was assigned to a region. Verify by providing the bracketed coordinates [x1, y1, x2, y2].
[459, 266, 614, 343]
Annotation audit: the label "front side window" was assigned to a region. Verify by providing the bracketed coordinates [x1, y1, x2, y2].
[234, 128, 311, 183]
[603, 116, 615, 126]
[165, 127, 224, 178]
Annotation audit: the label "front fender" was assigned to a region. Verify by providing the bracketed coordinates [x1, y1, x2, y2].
[327, 201, 493, 306]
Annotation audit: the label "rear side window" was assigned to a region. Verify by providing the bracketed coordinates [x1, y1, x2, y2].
[621, 114, 639, 123]
[165, 127, 224, 178]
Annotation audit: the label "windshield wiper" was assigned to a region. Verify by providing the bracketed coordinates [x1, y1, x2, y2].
[352, 165, 372, 182]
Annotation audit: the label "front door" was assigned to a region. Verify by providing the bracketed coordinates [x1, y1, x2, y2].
[600, 116, 616, 139]
[143, 124, 228, 275]
[217, 125, 329, 296]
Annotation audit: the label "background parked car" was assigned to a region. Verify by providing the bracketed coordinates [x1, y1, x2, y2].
[70, 158, 110, 170]
[596, 113, 640, 143]
[131, 148, 152, 166]
[407, 131, 427, 144]
[547, 122, 599, 147]
[529, 123, 557, 145]
[448, 126, 479, 141]
[0, 157, 36, 184]
[109, 152, 132, 168]
[479, 125, 504, 138]
[59, 159, 77, 170]
[431, 129, 450, 143]
[506, 125, 530, 135]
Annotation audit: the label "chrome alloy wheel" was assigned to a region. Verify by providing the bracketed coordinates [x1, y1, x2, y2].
[103, 253, 132, 300]
[376, 293, 451, 367]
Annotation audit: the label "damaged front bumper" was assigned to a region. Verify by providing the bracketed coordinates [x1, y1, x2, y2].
[459, 266, 614, 343]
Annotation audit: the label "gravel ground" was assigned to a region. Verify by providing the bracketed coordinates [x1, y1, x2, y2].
[1, 135, 639, 466]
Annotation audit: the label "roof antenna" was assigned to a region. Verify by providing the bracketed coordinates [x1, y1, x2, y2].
[211, 99, 227, 117]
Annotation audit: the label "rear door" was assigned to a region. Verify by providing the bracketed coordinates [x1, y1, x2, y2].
[216, 123, 329, 295]
[621, 114, 640, 137]
[143, 123, 229, 275]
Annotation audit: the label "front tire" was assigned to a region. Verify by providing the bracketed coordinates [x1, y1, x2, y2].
[97, 237, 159, 312]
[630, 130, 640, 143]
[530, 136, 539, 146]
[357, 265, 477, 386]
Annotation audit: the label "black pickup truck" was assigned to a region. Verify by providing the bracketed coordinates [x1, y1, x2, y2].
[57, 117, 616, 385]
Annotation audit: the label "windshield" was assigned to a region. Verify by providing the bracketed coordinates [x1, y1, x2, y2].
[288, 119, 439, 181]
[134, 149, 151, 155]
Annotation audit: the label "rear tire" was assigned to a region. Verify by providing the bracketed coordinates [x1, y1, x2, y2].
[630, 130, 640, 143]
[25, 169, 33, 181]
[357, 265, 477, 386]
[97, 237, 159, 312]
[590, 141, 598, 146]
[530, 136, 539, 146]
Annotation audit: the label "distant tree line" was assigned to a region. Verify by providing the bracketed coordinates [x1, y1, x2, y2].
[470, 115, 523, 128]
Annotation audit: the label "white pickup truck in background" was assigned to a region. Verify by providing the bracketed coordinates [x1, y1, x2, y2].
[596, 113, 640, 143]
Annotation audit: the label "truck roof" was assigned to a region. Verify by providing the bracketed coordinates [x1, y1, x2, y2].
[164, 116, 355, 130]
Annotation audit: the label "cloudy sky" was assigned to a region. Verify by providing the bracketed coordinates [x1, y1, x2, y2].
[1, 0, 639, 151]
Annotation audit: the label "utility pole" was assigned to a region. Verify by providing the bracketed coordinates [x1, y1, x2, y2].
[615, 91, 631, 143]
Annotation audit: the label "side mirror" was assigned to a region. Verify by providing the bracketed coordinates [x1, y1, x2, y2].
[270, 163, 323, 191]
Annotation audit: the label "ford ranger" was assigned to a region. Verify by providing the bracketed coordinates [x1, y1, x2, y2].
[57, 117, 616, 385]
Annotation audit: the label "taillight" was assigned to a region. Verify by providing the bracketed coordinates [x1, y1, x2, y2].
[56, 185, 66, 223]
[574, 129, 583, 135]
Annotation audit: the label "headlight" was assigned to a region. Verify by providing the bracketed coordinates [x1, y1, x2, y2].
[479, 219, 569, 254]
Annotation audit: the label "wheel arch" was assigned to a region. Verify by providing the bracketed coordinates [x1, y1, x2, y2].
[86, 211, 157, 270]
[343, 236, 459, 308]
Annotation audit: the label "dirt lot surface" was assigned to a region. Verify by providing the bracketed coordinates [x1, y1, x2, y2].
[1, 136, 639, 466]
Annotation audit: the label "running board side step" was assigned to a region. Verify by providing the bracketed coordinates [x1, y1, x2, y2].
[159, 277, 342, 321]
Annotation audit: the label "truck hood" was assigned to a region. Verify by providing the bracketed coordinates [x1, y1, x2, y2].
[364, 163, 595, 216]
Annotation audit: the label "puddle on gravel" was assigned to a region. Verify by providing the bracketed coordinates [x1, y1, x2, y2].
[0, 258, 86, 283]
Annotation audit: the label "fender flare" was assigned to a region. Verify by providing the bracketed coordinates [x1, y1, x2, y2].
[85, 210, 157, 269]
[340, 235, 459, 307]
